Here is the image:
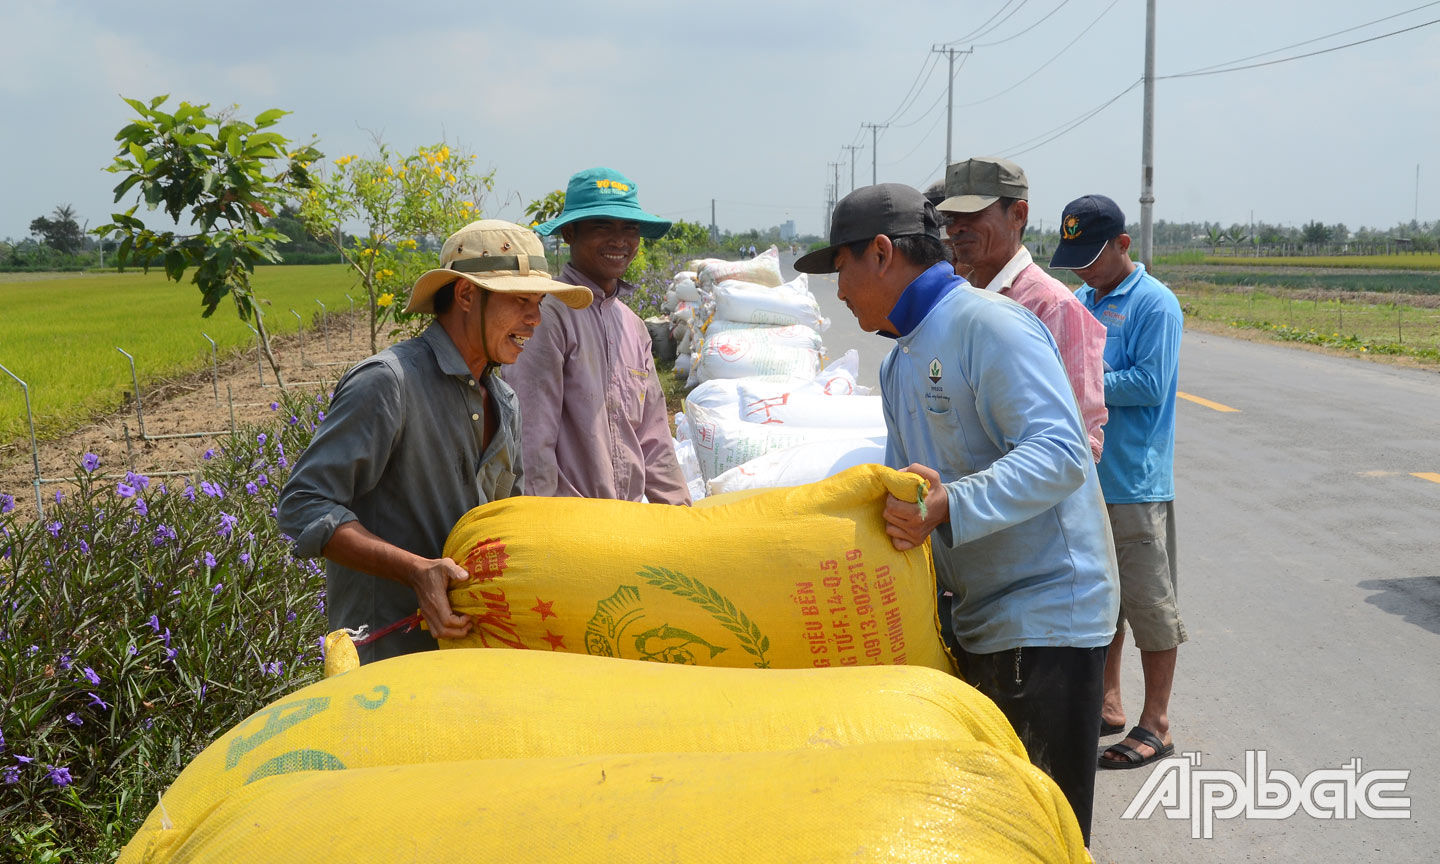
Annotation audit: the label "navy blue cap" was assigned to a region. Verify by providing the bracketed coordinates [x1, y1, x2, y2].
[1049, 194, 1126, 269]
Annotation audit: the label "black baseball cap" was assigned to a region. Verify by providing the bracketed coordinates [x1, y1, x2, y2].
[794, 183, 943, 274]
[1049, 194, 1126, 270]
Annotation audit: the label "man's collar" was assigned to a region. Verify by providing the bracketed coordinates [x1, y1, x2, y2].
[887, 261, 962, 339]
[983, 246, 1033, 294]
[561, 262, 633, 300]
[1087, 261, 1146, 300]
[423, 320, 476, 377]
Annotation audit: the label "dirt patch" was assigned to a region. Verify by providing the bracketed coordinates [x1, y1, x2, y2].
[0, 313, 402, 514]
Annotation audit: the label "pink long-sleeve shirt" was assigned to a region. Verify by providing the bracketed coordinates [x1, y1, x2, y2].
[982, 247, 1108, 461]
[503, 263, 691, 505]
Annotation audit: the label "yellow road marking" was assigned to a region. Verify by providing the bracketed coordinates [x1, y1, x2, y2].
[1412, 473, 1440, 485]
[1177, 391, 1240, 413]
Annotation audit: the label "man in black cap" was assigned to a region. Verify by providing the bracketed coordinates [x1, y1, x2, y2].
[796, 183, 1117, 846]
[1051, 194, 1186, 772]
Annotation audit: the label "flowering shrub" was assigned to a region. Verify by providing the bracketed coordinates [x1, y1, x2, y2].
[0, 387, 334, 862]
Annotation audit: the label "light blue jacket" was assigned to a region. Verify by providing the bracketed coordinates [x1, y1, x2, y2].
[881, 263, 1118, 653]
[1076, 263, 1183, 503]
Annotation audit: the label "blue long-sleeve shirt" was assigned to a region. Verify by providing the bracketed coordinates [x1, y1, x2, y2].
[1076, 263, 1183, 503]
[881, 263, 1118, 654]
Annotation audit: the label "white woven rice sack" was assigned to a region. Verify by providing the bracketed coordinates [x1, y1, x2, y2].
[697, 246, 783, 288]
[694, 338, 821, 384]
[712, 275, 827, 330]
[684, 399, 887, 482]
[707, 437, 887, 495]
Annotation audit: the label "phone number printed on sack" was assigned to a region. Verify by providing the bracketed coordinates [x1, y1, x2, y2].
[793, 549, 906, 667]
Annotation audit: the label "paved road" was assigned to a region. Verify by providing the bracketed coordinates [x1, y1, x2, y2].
[788, 253, 1440, 862]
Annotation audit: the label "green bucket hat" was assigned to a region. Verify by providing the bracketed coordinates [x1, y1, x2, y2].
[534, 167, 672, 240]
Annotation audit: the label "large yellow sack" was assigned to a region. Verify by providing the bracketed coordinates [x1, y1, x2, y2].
[119, 648, 1035, 863]
[441, 464, 952, 672]
[159, 741, 1089, 863]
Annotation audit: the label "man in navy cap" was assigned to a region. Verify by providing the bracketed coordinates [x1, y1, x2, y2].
[797, 182, 1117, 846]
[1051, 194, 1186, 771]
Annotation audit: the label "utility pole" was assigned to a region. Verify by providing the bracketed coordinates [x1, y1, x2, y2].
[830, 161, 841, 206]
[1416, 164, 1421, 223]
[861, 123, 888, 185]
[1138, 0, 1157, 268]
[931, 46, 972, 167]
[842, 145, 862, 192]
[710, 198, 717, 243]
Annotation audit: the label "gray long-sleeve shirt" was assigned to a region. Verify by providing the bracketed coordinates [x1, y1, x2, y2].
[278, 322, 522, 662]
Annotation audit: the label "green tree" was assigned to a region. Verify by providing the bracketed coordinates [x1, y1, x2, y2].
[98, 95, 322, 386]
[28, 205, 84, 255]
[300, 142, 493, 351]
[1301, 220, 1333, 245]
[523, 189, 566, 227]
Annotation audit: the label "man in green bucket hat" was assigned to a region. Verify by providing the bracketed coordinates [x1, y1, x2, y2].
[505, 167, 691, 505]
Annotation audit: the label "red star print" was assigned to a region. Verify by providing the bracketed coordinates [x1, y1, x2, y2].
[542, 631, 566, 650]
[532, 598, 556, 620]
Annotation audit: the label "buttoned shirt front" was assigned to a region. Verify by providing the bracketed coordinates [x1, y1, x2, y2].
[504, 263, 689, 505]
[982, 247, 1108, 461]
[278, 321, 523, 661]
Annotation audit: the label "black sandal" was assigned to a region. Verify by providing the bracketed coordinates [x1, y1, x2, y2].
[1098, 725, 1174, 769]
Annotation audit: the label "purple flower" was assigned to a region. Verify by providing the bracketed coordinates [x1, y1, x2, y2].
[87, 692, 108, 709]
[116, 483, 136, 498]
[203, 449, 215, 460]
[203, 551, 217, 569]
[183, 485, 196, 502]
[245, 482, 258, 495]
[260, 660, 284, 676]
[0, 727, 5, 750]
[239, 552, 251, 565]
[127, 644, 137, 656]
[141, 717, 153, 730]
[58, 653, 73, 670]
[257, 433, 267, 446]
[79, 539, 91, 556]
[2, 766, 18, 784]
[82, 666, 100, 686]
[66, 712, 83, 726]
[317, 411, 326, 423]
[271, 507, 280, 519]
[47, 765, 72, 786]
[26, 644, 39, 656]
[211, 582, 223, 595]
[164, 647, 177, 662]
[147, 614, 160, 631]
[217, 511, 237, 538]
[285, 610, 296, 622]
[46, 520, 62, 538]
[288, 414, 299, 426]
[15, 754, 34, 764]
[200, 481, 224, 499]
[134, 498, 148, 517]
[162, 627, 171, 648]
[53, 490, 64, 504]
[152, 524, 177, 546]
[277, 456, 289, 468]
[0, 494, 13, 514]
[82, 453, 100, 472]
[270, 401, 279, 411]
[125, 471, 150, 490]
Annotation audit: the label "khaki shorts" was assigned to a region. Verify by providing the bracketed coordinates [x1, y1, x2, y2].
[1107, 501, 1187, 652]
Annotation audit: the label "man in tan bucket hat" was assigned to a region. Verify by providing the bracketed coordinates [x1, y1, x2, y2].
[280, 220, 590, 663]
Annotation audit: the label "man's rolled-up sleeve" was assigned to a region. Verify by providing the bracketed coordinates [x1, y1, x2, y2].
[278, 361, 405, 557]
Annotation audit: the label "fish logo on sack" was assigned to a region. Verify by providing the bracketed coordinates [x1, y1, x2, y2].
[928, 358, 942, 383]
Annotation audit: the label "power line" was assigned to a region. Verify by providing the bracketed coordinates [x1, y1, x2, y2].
[1160, 15, 1440, 79]
[954, 0, 1123, 109]
[877, 53, 942, 127]
[1169, 1, 1440, 77]
[943, 0, 1024, 45]
[962, 0, 1032, 44]
[993, 78, 1143, 159]
[973, 0, 1072, 48]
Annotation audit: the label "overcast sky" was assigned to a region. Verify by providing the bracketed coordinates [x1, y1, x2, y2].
[3, 0, 1438, 241]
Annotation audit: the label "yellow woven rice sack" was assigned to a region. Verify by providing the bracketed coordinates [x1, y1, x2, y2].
[441, 464, 952, 672]
[118, 648, 1032, 863]
[157, 741, 1089, 863]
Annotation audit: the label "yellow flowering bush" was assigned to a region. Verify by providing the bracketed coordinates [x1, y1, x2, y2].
[301, 141, 494, 351]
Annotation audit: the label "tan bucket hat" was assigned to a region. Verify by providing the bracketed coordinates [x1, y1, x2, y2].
[405, 219, 593, 314]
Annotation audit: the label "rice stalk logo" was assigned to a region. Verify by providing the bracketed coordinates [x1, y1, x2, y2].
[1123, 750, 1410, 839]
[928, 357, 942, 383]
[582, 569, 772, 668]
